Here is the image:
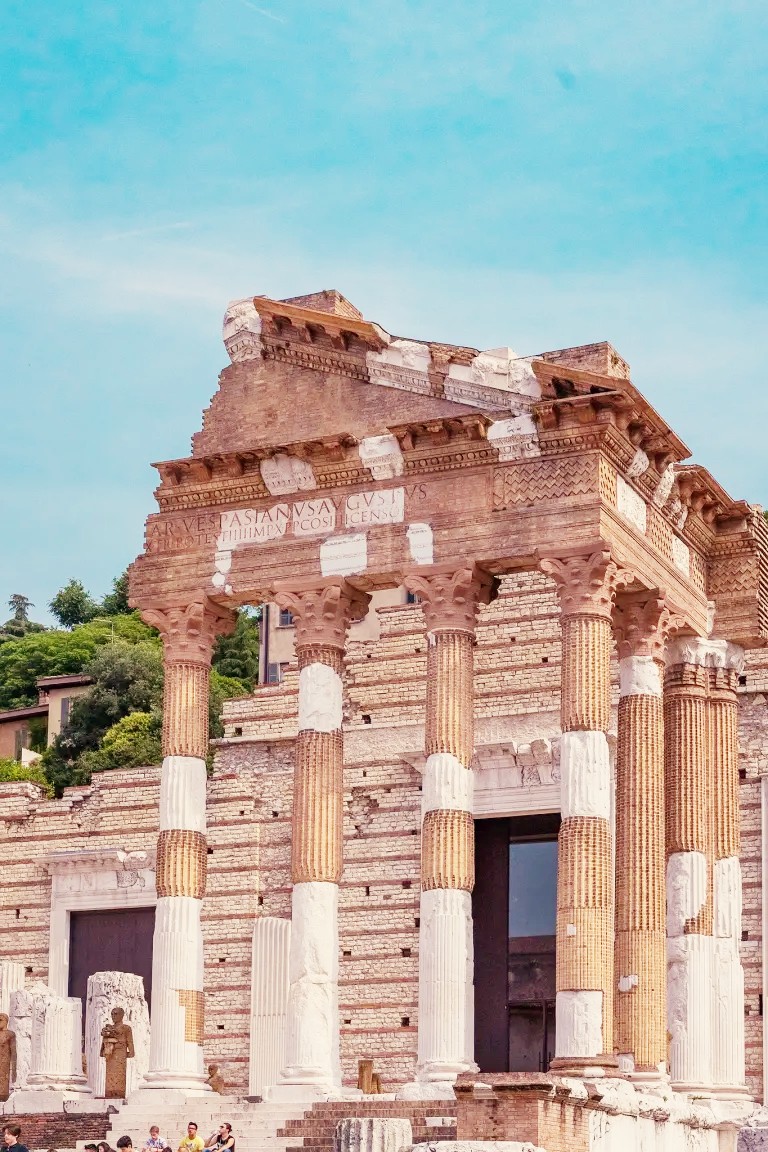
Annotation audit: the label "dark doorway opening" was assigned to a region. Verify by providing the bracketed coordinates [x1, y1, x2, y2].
[473, 813, 559, 1073]
[68, 908, 155, 1015]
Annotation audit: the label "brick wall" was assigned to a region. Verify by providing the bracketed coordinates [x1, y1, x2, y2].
[0, 569, 764, 1096]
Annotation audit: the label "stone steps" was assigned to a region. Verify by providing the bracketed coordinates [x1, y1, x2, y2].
[105, 1097, 308, 1152]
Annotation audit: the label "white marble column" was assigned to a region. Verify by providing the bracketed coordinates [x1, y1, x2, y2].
[664, 634, 747, 1093]
[404, 566, 493, 1084]
[272, 581, 368, 1097]
[140, 600, 236, 1092]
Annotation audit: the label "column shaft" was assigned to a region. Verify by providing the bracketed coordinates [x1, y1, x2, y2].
[665, 650, 712, 1090]
[140, 599, 236, 1092]
[611, 596, 671, 1078]
[273, 581, 368, 1094]
[541, 550, 622, 1065]
[710, 655, 746, 1091]
[405, 566, 493, 1084]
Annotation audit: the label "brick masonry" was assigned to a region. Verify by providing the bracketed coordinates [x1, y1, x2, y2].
[0, 570, 764, 1096]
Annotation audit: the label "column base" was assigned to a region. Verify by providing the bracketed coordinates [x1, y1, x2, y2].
[139, 1071, 212, 1094]
[267, 1082, 341, 1103]
[672, 1082, 753, 1101]
[396, 1081, 457, 1101]
[418, 1060, 478, 1083]
[616, 1055, 669, 1085]
[549, 1054, 622, 1078]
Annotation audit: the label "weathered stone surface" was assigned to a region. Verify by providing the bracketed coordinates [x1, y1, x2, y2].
[85, 972, 149, 1099]
[335, 1117, 412, 1152]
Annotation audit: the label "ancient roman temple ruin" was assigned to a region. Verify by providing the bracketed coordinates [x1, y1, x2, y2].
[2, 288, 768, 1151]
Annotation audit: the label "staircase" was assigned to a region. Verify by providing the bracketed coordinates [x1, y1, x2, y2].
[105, 1098, 308, 1152]
[277, 1099, 458, 1152]
[105, 1096, 457, 1152]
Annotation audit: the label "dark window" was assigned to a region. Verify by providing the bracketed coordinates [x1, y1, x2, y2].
[405, 591, 421, 605]
[266, 662, 281, 684]
[60, 696, 71, 729]
[278, 608, 294, 627]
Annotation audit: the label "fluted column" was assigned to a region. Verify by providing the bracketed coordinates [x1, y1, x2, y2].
[664, 636, 715, 1090]
[404, 565, 494, 1083]
[709, 643, 746, 1093]
[612, 594, 673, 1079]
[540, 549, 627, 1066]
[140, 599, 236, 1091]
[272, 579, 369, 1094]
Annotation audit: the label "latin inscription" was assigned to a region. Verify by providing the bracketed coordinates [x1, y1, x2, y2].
[146, 485, 426, 554]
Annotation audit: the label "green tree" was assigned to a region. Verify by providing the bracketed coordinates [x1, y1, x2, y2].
[49, 580, 99, 629]
[0, 595, 46, 642]
[212, 609, 260, 688]
[0, 612, 159, 710]
[0, 757, 50, 794]
[42, 639, 164, 795]
[8, 594, 33, 623]
[75, 711, 163, 782]
[101, 571, 132, 617]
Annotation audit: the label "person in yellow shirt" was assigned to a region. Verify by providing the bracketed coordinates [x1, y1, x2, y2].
[178, 1124, 204, 1152]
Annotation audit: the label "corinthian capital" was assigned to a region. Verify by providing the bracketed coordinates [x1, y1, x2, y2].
[540, 549, 632, 618]
[141, 599, 237, 665]
[613, 593, 683, 661]
[403, 564, 496, 633]
[273, 579, 370, 650]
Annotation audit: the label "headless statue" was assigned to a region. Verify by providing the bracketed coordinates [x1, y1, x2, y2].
[206, 1063, 225, 1094]
[0, 1014, 16, 1101]
[100, 1006, 134, 1099]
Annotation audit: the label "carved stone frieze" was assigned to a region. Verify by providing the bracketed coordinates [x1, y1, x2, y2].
[403, 564, 496, 633]
[274, 580, 370, 650]
[141, 599, 237, 665]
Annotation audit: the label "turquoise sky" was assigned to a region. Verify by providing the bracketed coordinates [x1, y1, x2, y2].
[2, 1, 767, 621]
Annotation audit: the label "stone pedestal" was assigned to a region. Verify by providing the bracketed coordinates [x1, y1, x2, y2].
[85, 971, 150, 1098]
[335, 1118, 412, 1152]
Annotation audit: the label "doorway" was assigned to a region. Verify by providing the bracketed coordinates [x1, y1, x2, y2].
[473, 814, 559, 1073]
[68, 908, 155, 1012]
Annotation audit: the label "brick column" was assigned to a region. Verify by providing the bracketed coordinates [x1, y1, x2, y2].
[612, 594, 672, 1079]
[664, 636, 714, 1090]
[709, 642, 746, 1092]
[272, 579, 369, 1095]
[540, 549, 624, 1066]
[404, 565, 494, 1083]
[140, 599, 236, 1091]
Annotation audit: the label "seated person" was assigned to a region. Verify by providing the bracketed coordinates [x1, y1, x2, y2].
[203, 1125, 234, 1152]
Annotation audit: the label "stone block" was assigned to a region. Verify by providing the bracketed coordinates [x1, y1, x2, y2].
[335, 1117, 412, 1152]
